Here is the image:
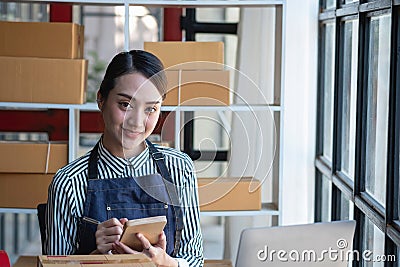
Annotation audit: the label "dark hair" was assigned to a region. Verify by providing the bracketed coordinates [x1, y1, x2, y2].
[99, 50, 167, 100]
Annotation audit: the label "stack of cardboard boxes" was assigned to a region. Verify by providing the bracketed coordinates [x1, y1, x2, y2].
[0, 142, 67, 208]
[0, 21, 87, 104]
[144, 41, 230, 106]
[0, 21, 83, 208]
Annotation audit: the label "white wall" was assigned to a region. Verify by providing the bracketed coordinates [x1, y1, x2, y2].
[281, 0, 319, 225]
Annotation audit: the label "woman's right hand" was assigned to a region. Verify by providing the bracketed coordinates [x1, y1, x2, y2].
[95, 218, 128, 254]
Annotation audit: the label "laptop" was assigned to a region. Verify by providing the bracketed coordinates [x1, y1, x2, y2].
[235, 220, 356, 267]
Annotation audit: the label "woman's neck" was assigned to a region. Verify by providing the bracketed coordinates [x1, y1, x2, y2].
[101, 136, 146, 159]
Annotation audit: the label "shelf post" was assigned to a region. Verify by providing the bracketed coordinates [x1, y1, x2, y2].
[124, 0, 130, 51]
[276, 3, 286, 226]
[68, 108, 79, 161]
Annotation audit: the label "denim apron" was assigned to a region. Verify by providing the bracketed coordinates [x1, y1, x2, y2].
[76, 140, 183, 256]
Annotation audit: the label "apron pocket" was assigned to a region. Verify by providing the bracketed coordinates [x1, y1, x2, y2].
[106, 202, 168, 220]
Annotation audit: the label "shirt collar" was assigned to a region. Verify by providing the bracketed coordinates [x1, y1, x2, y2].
[98, 139, 151, 175]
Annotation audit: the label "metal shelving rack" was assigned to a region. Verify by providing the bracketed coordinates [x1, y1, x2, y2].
[0, 0, 286, 219]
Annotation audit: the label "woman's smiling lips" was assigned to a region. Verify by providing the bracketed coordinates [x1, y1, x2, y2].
[122, 127, 143, 137]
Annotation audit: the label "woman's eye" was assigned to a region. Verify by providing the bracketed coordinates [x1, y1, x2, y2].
[145, 106, 157, 113]
[119, 102, 133, 110]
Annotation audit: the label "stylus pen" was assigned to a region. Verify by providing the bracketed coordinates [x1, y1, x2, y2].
[82, 216, 101, 225]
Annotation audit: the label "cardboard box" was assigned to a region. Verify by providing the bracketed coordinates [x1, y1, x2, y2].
[197, 177, 261, 211]
[38, 254, 155, 267]
[0, 173, 53, 208]
[164, 70, 230, 106]
[144, 42, 224, 70]
[164, 70, 179, 106]
[0, 56, 87, 104]
[0, 142, 68, 174]
[0, 21, 84, 59]
[15, 256, 231, 267]
[180, 70, 230, 106]
[204, 259, 233, 267]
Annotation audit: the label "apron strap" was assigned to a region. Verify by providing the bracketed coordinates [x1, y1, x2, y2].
[88, 141, 100, 180]
[145, 139, 184, 257]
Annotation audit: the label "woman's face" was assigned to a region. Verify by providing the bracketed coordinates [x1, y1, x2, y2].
[99, 72, 162, 158]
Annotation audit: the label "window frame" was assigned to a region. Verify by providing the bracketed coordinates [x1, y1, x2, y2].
[316, 1, 400, 266]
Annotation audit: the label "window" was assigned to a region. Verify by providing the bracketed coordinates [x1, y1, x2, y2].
[344, 0, 357, 4]
[321, 174, 332, 222]
[82, 5, 162, 102]
[398, 247, 400, 264]
[0, 2, 47, 21]
[364, 13, 391, 207]
[322, 22, 336, 162]
[316, 1, 400, 266]
[339, 19, 358, 180]
[363, 216, 385, 266]
[340, 192, 354, 220]
[323, 0, 336, 10]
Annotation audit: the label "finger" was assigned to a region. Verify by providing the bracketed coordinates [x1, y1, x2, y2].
[114, 240, 140, 254]
[98, 218, 123, 229]
[119, 218, 129, 225]
[136, 233, 152, 252]
[112, 243, 124, 254]
[95, 225, 125, 252]
[96, 243, 113, 254]
[96, 233, 120, 245]
[97, 225, 124, 237]
[157, 232, 166, 251]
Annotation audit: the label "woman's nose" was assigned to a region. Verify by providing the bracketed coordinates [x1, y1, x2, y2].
[125, 108, 144, 128]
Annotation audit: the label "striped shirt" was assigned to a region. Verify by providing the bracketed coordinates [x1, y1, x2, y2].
[45, 140, 204, 267]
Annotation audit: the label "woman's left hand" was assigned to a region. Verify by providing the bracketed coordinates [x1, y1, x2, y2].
[112, 232, 178, 267]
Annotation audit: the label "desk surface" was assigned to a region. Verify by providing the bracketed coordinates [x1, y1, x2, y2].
[13, 256, 232, 267]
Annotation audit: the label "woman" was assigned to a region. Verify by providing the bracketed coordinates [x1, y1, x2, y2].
[45, 50, 204, 267]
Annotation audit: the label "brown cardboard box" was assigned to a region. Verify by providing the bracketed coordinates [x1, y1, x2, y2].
[164, 70, 179, 106]
[197, 177, 261, 211]
[0, 56, 87, 104]
[144, 42, 224, 70]
[204, 259, 233, 267]
[15, 256, 232, 267]
[0, 21, 84, 59]
[0, 173, 53, 208]
[0, 142, 68, 174]
[38, 254, 155, 267]
[180, 70, 230, 106]
[164, 70, 230, 106]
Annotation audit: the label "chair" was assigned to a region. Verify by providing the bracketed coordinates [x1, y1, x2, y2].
[37, 203, 47, 255]
[235, 220, 356, 267]
[0, 250, 10, 267]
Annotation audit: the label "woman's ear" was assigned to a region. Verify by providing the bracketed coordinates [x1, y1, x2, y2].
[97, 91, 104, 111]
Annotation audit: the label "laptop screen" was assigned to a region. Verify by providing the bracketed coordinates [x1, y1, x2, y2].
[235, 220, 356, 267]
